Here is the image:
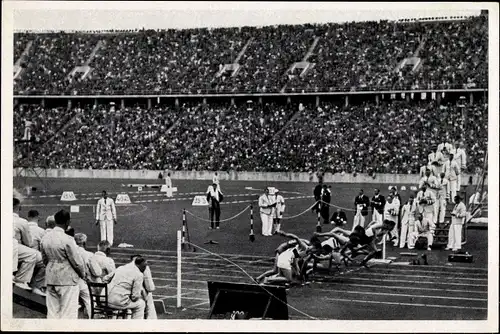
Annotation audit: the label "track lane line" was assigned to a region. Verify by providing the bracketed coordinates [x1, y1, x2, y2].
[322, 297, 487, 310]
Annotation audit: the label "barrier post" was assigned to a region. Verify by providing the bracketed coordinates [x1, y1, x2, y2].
[316, 206, 322, 232]
[382, 234, 386, 260]
[249, 204, 255, 242]
[182, 209, 186, 250]
[177, 230, 182, 308]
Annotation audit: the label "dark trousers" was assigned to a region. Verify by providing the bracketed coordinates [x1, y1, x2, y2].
[209, 201, 221, 228]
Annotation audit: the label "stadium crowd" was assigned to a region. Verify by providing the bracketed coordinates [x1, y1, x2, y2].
[13, 16, 487, 95]
[14, 99, 487, 174]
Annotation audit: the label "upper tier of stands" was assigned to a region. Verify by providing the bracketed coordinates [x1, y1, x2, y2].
[13, 15, 487, 95]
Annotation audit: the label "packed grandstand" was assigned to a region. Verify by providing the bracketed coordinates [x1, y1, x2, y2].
[13, 14, 488, 174]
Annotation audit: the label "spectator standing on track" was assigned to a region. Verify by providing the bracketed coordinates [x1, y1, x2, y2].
[107, 256, 148, 319]
[74, 233, 102, 319]
[273, 189, 286, 234]
[164, 172, 173, 197]
[437, 172, 450, 224]
[320, 185, 332, 224]
[399, 195, 417, 248]
[444, 154, 461, 201]
[383, 195, 400, 246]
[446, 195, 467, 252]
[206, 182, 224, 229]
[13, 197, 38, 292]
[370, 189, 385, 224]
[259, 188, 276, 237]
[95, 190, 117, 246]
[92, 240, 116, 283]
[41, 209, 87, 319]
[353, 190, 370, 230]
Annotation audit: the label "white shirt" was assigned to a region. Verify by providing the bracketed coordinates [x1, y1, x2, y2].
[13, 213, 32, 247]
[419, 175, 439, 194]
[92, 251, 116, 282]
[454, 148, 467, 169]
[165, 176, 172, 187]
[401, 201, 417, 225]
[107, 262, 144, 308]
[274, 194, 286, 218]
[212, 174, 219, 185]
[416, 189, 436, 214]
[27, 221, 46, 251]
[437, 177, 449, 199]
[206, 185, 222, 202]
[451, 202, 467, 225]
[443, 160, 461, 180]
[96, 197, 117, 221]
[259, 194, 275, 215]
[384, 201, 399, 221]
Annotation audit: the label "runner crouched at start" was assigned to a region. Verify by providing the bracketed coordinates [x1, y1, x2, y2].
[303, 234, 345, 276]
[254, 231, 320, 286]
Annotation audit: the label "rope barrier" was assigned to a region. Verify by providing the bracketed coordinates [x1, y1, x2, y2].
[280, 201, 319, 220]
[184, 240, 318, 320]
[185, 205, 251, 223]
[320, 200, 357, 212]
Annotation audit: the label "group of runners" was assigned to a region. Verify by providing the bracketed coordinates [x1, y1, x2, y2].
[254, 219, 396, 286]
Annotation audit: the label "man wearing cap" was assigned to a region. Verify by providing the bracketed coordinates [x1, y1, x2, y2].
[273, 189, 285, 234]
[95, 190, 117, 246]
[259, 188, 276, 237]
[74, 233, 102, 318]
[446, 195, 467, 252]
[206, 182, 223, 229]
[352, 190, 370, 230]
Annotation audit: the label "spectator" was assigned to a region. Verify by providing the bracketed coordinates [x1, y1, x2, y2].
[45, 215, 56, 232]
[74, 233, 103, 319]
[399, 195, 417, 249]
[26, 210, 45, 251]
[330, 208, 348, 227]
[352, 189, 370, 230]
[107, 256, 148, 319]
[129, 255, 157, 320]
[41, 209, 87, 319]
[92, 240, 116, 283]
[416, 184, 437, 241]
[408, 213, 433, 250]
[446, 195, 467, 251]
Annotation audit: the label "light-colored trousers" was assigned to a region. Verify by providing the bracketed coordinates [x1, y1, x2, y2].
[372, 210, 383, 224]
[145, 292, 157, 319]
[399, 221, 415, 248]
[422, 212, 436, 233]
[387, 218, 399, 245]
[260, 213, 273, 236]
[14, 243, 37, 284]
[13, 238, 19, 272]
[449, 179, 458, 201]
[352, 211, 366, 231]
[438, 196, 447, 223]
[47, 285, 80, 319]
[100, 219, 114, 246]
[78, 279, 91, 319]
[447, 223, 463, 250]
[31, 251, 46, 290]
[408, 231, 433, 248]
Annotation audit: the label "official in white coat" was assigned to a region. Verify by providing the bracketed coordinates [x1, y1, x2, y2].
[446, 195, 467, 251]
[454, 142, 467, 189]
[259, 188, 276, 237]
[164, 172, 173, 197]
[95, 191, 117, 246]
[383, 195, 400, 246]
[272, 189, 286, 234]
[399, 196, 417, 248]
[437, 172, 450, 224]
[443, 154, 461, 201]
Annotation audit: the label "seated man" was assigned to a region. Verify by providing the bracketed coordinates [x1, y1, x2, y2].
[330, 208, 348, 226]
[408, 213, 433, 251]
[129, 255, 157, 320]
[107, 256, 148, 319]
[92, 240, 116, 283]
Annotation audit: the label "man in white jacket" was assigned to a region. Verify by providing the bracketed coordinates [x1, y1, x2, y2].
[444, 154, 461, 201]
[95, 191, 117, 246]
[273, 189, 286, 234]
[446, 195, 467, 251]
[419, 169, 440, 225]
[259, 188, 276, 237]
[399, 195, 417, 248]
[437, 172, 450, 224]
[383, 195, 400, 246]
[416, 184, 437, 238]
[454, 142, 467, 189]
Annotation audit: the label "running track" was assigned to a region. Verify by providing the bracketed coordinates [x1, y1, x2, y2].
[109, 247, 487, 320]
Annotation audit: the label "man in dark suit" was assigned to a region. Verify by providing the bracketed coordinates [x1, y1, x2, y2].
[320, 185, 331, 224]
[206, 183, 223, 229]
[353, 189, 370, 230]
[330, 208, 348, 226]
[312, 179, 323, 214]
[371, 189, 386, 224]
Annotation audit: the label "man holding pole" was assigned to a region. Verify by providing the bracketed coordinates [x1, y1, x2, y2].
[95, 190, 117, 246]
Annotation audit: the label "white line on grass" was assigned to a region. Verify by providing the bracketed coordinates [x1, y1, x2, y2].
[322, 297, 487, 311]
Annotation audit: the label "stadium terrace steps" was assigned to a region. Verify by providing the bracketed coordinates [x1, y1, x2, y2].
[233, 37, 253, 64]
[302, 36, 320, 62]
[14, 40, 34, 80]
[13, 285, 47, 315]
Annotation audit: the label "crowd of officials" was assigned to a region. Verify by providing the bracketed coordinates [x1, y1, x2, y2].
[14, 15, 487, 95]
[12, 190, 157, 319]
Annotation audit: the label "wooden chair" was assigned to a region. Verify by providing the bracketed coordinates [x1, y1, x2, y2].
[86, 281, 132, 319]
